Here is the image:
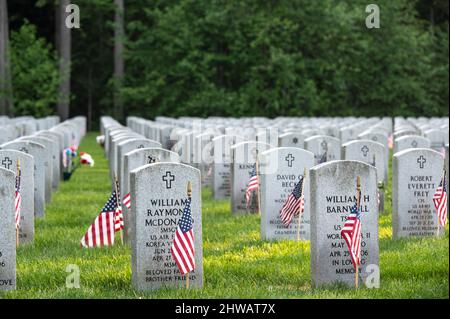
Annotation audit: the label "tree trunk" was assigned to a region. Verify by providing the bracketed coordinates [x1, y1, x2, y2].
[114, 0, 125, 122]
[0, 0, 13, 116]
[57, 0, 71, 121]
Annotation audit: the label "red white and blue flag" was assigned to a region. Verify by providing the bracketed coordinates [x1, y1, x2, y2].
[171, 197, 195, 276]
[433, 175, 448, 227]
[81, 190, 123, 248]
[122, 193, 131, 209]
[280, 177, 305, 228]
[245, 165, 259, 205]
[15, 167, 22, 229]
[341, 193, 362, 269]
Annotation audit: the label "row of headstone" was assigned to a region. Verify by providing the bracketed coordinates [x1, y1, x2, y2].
[101, 117, 203, 290]
[0, 116, 87, 291]
[116, 115, 448, 290]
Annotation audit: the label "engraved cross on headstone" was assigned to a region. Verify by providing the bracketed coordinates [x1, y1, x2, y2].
[361, 145, 369, 157]
[1, 157, 12, 170]
[417, 155, 426, 169]
[285, 154, 295, 167]
[162, 171, 175, 189]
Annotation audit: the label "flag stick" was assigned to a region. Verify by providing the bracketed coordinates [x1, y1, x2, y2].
[297, 168, 307, 241]
[255, 151, 261, 215]
[186, 181, 192, 289]
[16, 159, 21, 247]
[113, 173, 123, 245]
[355, 175, 361, 289]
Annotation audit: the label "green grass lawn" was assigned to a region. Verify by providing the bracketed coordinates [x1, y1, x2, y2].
[1, 132, 448, 299]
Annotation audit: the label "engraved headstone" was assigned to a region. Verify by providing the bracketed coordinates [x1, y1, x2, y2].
[259, 147, 314, 241]
[1, 141, 47, 218]
[0, 151, 34, 244]
[342, 140, 387, 183]
[130, 163, 203, 290]
[231, 141, 271, 214]
[122, 148, 180, 243]
[212, 135, 244, 200]
[392, 148, 445, 238]
[304, 135, 341, 165]
[393, 135, 431, 154]
[0, 167, 16, 290]
[310, 161, 379, 287]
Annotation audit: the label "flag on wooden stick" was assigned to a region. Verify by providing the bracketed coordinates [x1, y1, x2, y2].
[80, 190, 123, 248]
[341, 187, 362, 269]
[279, 177, 305, 228]
[171, 183, 195, 277]
[245, 165, 259, 206]
[15, 160, 22, 229]
[433, 172, 448, 227]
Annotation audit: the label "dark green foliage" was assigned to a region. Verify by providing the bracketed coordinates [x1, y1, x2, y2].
[123, 0, 449, 119]
[9, 21, 59, 117]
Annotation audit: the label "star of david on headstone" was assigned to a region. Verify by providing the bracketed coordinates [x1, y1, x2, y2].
[19, 147, 29, 154]
[285, 154, 295, 167]
[372, 136, 378, 141]
[162, 171, 175, 189]
[1, 157, 12, 170]
[417, 155, 426, 169]
[292, 138, 298, 144]
[411, 140, 418, 148]
[361, 145, 369, 157]
[321, 140, 328, 152]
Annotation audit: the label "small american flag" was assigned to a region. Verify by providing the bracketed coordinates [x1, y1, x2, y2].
[245, 165, 259, 205]
[80, 212, 116, 248]
[80, 190, 122, 248]
[341, 194, 362, 269]
[123, 193, 131, 209]
[433, 175, 448, 227]
[171, 197, 195, 276]
[279, 177, 305, 228]
[15, 167, 22, 229]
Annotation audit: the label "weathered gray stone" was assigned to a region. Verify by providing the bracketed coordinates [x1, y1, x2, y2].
[278, 132, 305, 148]
[21, 135, 57, 194]
[130, 163, 203, 290]
[211, 135, 244, 200]
[231, 141, 271, 214]
[310, 160, 379, 287]
[0, 167, 16, 290]
[423, 129, 447, 153]
[37, 130, 64, 182]
[122, 148, 180, 244]
[393, 135, 431, 154]
[260, 147, 314, 241]
[392, 148, 445, 238]
[0, 151, 34, 244]
[304, 135, 341, 165]
[342, 140, 387, 183]
[1, 141, 46, 218]
[117, 138, 163, 188]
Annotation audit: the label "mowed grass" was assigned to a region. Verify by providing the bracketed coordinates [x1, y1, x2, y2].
[1, 132, 448, 299]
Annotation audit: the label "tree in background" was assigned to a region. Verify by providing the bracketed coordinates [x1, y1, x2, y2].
[57, 0, 71, 120]
[113, 0, 124, 122]
[0, 0, 13, 115]
[9, 22, 59, 117]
